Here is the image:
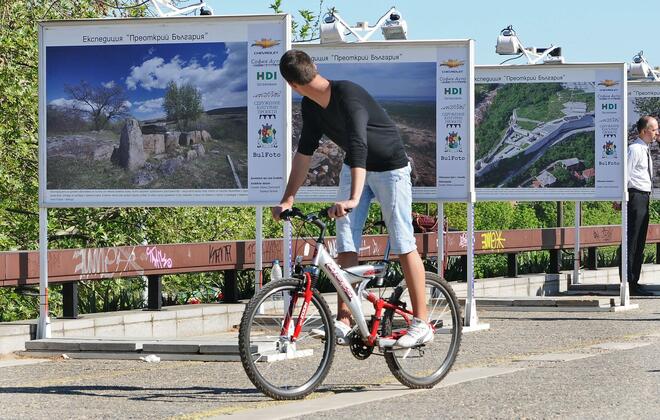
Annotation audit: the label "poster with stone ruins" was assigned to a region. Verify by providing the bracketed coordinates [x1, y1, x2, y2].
[40, 15, 290, 206]
[627, 81, 660, 194]
[293, 40, 474, 202]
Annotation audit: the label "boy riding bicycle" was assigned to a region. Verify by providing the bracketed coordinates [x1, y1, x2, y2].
[271, 49, 432, 348]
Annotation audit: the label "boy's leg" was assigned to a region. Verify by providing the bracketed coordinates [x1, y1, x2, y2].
[398, 249, 428, 320]
[369, 164, 433, 346]
[335, 165, 373, 326]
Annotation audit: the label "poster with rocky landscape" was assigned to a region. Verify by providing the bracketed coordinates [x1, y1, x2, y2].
[293, 41, 473, 202]
[475, 64, 625, 201]
[627, 81, 660, 193]
[40, 15, 289, 206]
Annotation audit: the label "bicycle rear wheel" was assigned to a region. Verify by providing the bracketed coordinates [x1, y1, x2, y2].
[381, 272, 462, 388]
[238, 278, 335, 400]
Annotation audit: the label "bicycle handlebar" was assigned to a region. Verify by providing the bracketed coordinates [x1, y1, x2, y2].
[279, 206, 352, 241]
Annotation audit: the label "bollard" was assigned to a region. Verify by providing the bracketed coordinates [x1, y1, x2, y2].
[62, 282, 79, 319]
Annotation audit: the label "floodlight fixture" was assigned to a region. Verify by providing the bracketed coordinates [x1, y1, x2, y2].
[320, 7, 407, 44]
[495, 25, 564, 65]
[628, 51, 660, 81]
[149, 0, 213, 17]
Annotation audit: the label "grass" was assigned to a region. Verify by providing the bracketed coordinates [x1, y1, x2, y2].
[47, 112, 248, 190]
[517, 120, 538, 131]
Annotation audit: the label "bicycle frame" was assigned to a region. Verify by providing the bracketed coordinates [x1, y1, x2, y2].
[309, 241, 415, 347]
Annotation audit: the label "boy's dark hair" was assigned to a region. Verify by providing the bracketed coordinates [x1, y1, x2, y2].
[637, 115, 655, 133]
[279, 50, 317, 85]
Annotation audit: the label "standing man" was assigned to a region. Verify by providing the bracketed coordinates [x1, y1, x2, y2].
[272, 50, 431, 348]
[624, 115, 658, 295]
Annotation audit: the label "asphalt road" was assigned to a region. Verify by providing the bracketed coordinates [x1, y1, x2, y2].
[1, 297, 659, 419]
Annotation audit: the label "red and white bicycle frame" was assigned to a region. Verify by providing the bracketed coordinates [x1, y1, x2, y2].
[283, 241, 417, 348]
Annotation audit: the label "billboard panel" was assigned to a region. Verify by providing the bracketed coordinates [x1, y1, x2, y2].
[292, 40, 474, 202]
[39, 15, 290, 207]
[627, 81, 660, 194]
[475, 63, 626, 201]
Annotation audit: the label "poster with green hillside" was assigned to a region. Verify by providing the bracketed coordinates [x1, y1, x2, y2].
[475, 64, 625, 201]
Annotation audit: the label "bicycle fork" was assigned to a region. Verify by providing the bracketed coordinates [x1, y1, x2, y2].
[280, 272, 313, 342]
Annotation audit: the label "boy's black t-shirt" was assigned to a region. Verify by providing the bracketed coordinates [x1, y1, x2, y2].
[296, 80, 408, 172]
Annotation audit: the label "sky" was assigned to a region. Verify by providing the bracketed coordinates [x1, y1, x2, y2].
[47, 42, 247, 120]
[207, 0, 659, 66]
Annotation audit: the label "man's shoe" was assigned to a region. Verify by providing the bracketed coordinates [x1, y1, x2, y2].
[310, 320, 353, 345]
[395, 317, 434, 348]
[630, 285, 654, 296]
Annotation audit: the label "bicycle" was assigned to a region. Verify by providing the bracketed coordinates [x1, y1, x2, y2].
[238, 207, 462, 400]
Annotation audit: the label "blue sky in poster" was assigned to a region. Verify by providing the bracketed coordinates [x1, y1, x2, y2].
[47, 42, 247, 120]
[292, 62, 435, 101]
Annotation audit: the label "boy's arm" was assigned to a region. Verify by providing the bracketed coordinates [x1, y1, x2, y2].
[272, 152, 312, 220]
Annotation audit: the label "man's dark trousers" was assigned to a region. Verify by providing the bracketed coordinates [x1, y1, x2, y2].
[627, 189, 650, 286]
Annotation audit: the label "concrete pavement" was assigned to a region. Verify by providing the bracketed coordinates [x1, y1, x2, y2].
[0, 296, 658, 419]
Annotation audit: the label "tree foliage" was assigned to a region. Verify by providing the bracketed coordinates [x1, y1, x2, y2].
[64, 80, 129, 130]
[162, 81, 203, 130]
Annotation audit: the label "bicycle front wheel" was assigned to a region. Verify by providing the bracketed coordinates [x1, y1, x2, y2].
[382, 272, 462, 388]
[238, 278, 336, 400]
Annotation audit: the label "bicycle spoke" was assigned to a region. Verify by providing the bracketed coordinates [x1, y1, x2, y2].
[383, 273, 462, 388]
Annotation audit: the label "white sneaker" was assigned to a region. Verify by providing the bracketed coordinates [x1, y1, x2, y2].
[310, 320, 353, 345]
[395, 317, 434, 348]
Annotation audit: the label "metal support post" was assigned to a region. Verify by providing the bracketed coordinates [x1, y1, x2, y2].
[573, 201, 581, 284]
[507, 253, 518, 278]
[224, 270, 239, 303]
[255, 206, 263, 293]
[438, 202, 444, 278]
[147, 275, 162, 310]
[464, 203, 479, 327]
[586, 247, 598, 270]
[620, 201, 630, 305]
[61, 282, 79, 319]
[37, 207, 51, 339]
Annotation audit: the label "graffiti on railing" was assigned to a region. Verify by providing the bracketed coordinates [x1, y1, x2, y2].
[145, 246, 173, 269]
[459, 232, 468, 249]
[73, 247, 143, 280]
[591, 227, 614, 242]
[324, 237, 382, 258]
[481, 231, 506, 250]
[246, 240, 282, 263]
[209, 244, 232, 264]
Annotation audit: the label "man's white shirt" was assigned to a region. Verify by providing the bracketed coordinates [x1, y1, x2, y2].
[627, 138, 652, 192]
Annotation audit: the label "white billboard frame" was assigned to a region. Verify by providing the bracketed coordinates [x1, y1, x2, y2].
[39, 14, 291, 208]
[291, 39, 475, 203]
[627, 80, 660, 197]
[475, 62, 627, 202]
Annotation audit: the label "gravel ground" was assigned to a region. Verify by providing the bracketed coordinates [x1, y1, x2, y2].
[0, 296, 658, 419]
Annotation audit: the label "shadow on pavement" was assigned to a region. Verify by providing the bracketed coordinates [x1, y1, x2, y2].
[482, 316, 660, 322]
[0, 385, 263, 402]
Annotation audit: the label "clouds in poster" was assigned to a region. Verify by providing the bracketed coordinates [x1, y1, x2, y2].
[47, 42, 247, 121]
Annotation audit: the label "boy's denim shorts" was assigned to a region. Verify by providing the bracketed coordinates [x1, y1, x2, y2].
[335, 163, 417, 255]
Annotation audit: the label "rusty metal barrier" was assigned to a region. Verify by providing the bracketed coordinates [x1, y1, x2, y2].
[2, 225, 659, 316]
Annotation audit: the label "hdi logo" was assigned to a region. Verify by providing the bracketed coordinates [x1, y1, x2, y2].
[444, 87, 462, 95]
[601, 103, 617, 110]
[257, 71, 277, 80]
